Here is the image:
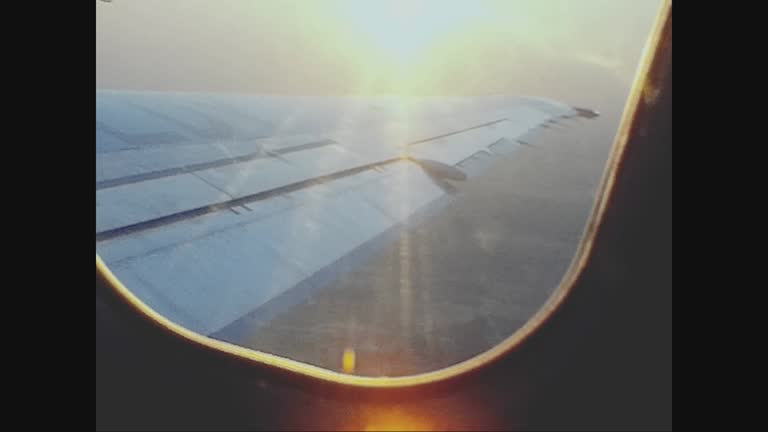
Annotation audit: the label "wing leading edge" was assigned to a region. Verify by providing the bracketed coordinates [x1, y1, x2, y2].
[95, 91, 597, 337]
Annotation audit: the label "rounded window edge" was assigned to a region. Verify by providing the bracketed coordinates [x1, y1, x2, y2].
[95, 0, 670, 389]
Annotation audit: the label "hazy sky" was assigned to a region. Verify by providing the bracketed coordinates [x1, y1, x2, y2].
[96, 0, 662, 98]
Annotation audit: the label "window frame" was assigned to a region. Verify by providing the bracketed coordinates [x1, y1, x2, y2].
[95, 0, 671, 390]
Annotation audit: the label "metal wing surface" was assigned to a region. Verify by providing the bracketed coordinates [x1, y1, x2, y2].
[95, 91, 597, 337]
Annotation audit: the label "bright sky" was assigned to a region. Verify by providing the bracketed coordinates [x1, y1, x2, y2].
[96, 0, 661, 96]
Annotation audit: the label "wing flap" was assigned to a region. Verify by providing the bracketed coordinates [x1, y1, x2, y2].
[109, 225, 311, 335]
[98, 159, 446, 335]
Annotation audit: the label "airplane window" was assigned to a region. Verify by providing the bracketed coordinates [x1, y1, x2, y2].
[96, 0, 664, 377]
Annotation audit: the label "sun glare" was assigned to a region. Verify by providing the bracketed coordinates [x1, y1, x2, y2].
[339, 0, 490, 66]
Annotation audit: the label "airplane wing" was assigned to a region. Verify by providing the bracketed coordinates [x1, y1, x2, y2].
[95, 91, 597, 338]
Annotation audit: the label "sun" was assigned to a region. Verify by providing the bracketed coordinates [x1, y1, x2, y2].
[339, 0, 490, 66]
